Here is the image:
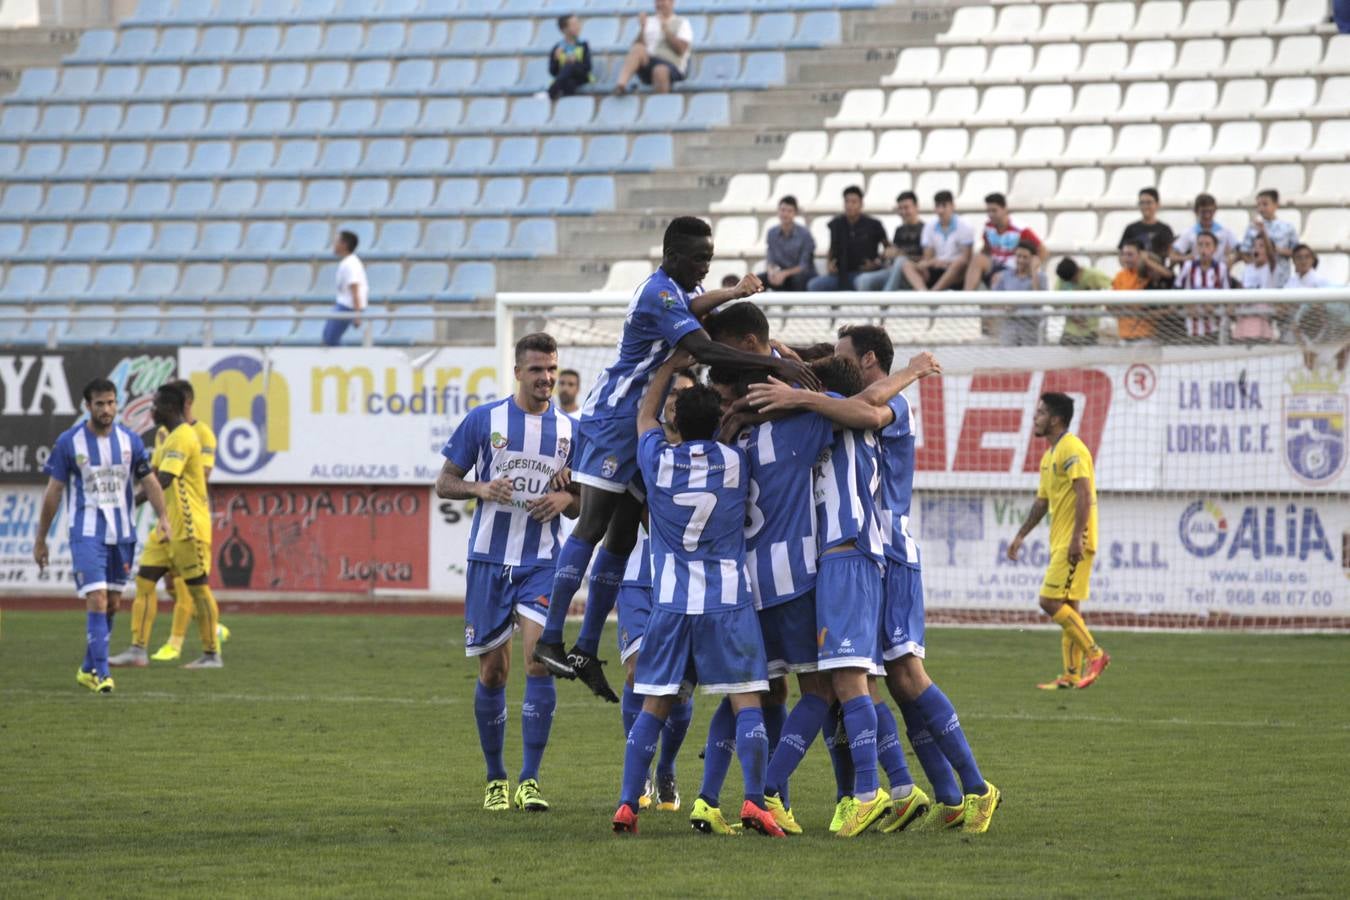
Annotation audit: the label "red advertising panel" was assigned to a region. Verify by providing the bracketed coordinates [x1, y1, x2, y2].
[209, 486, 429, 592]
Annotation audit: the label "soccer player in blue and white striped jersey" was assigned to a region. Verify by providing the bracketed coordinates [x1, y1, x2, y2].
[436, 333, 579, 814]
[611, 353, 782, 837]
[534, 217, 819, 701]
[33, 377, 168, 694]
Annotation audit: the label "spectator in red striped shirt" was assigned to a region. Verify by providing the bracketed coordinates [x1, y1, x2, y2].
[965, 193, 1046, 292]
[1173, 231, 1229, 343]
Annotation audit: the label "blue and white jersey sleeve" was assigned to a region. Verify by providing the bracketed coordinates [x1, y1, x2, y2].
[742, 411, 834, 610]
[622, 528, 652, 588]
[639, 429, 753, 615]
[811, 395, 884, 563]
[47, 424, 143, 545]
[443, 398, 576, 568]
[877, 393, 920, 567]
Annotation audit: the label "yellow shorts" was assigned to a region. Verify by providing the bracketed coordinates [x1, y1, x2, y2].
[1039, 549, 1094, 602]
[138, 535, 211, 581]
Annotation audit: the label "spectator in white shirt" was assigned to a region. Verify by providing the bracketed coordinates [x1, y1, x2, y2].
[1284, 244, 1332, 290]
[901, 190, 974, 292]
[1239, 189, 1298, 287]
[613, 0, 693, 95]
[1171, 192, 1237, 266]
[1234, 233, 1278, 342]
[324, 230, 368, 348]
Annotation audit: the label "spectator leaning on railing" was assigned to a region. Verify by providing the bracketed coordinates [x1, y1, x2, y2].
[1234, 231, 1279, 343]
[1239, 189, 1298, 287]
[991, 239, 1047, 346]
[324, 230, 368, 348]
[808, 185, 888, 292]
[547, 14, 594, 101]
[1112, 240, 1160, 345]
[1054, 257, 1109, 346]
[758, 195, 816, 292]
[1174, 231, 1228, 344]
[855, 190, 924, 292]
[901, 190, 974, 292]
[1285, 244, 1349, 370]
[613, 0, 693, 95]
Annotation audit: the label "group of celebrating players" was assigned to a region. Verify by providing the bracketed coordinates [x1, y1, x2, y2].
[437, 216, 1110, 839]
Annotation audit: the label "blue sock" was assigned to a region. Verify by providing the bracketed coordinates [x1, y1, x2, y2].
[657, 698, 694, 777]
[697, 698, 735, 808]
[914, 684, 986, 797]
[87, 611, 110, 679]
[762, 701, 786, 756]
[824, 705, 855, 801]
[474, 681, 508, 782]
[621, 711, 665, 812]
[875, 701, 914, 793]
[105, 609, 115, 635]
[518, 675, 555, 783]
[766, 693, 828, 808]
[735, 708, 769, 808]
[901, 700, 962, 806]
[841, 695, 879, 798]
[541, 537, 595, 645]
[621, 684, 643, 740]
[574, 547, 625, 655]
[82, 642, 94, 674]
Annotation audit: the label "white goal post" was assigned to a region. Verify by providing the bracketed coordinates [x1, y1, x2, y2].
[497, 289, 1350, 631]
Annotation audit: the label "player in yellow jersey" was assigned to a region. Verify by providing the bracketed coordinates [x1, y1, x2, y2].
[111, 380, 228, 667]
[1006, 392, 1110, 690]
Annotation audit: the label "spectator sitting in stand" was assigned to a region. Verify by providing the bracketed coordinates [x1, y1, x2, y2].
[758, 195, 816, 292]
[1112, 240, 1161, 344]
[547, 14, 594, 100]
[1174, 231, 1229, 344]
[1054, 258, 1109, 346]
[991, 239, 1047, 346]
[1239, 189, 1298, 287]
[901, 190, 973, 292]
[613, 0, 693, 95]
[1171, 192, 1237, 266]
[1234, 232, 1278, 342]
[964, 193, 1045, 291]
[807, 185, 888, 291]
[855, 190, 925, 292]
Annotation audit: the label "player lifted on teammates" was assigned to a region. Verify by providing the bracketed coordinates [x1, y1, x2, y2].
[436, 333, 579, 813]
[533, 216, 818, 700]
[33, 377, 168, 693]
[1007, 392, 1111, 690]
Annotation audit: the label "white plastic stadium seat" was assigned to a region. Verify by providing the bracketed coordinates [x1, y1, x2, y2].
[1165, 81, 1219, 121]
[1174, 39, 1226, 78]
[937, 6, 995, 44]
[1069, 83, 1122, 122]
[820, 130, 875, 170]
[871, 130, 922, 167]
[1314, 78, 1350, 115]
[1220, 38, 1274, 76]
[1277, 0, 1331, 33]
[1037, 4, 1089, 42]
[1103, 167, 1158, 205]
[880, 88, 933, 125]
[1126, 41, 1178, 78]
[1177, 0, 1231, 36]
[1096, 211, 1138, 247]
[932, 47, 987, 85]
[1013, 126, 1066, 164]
[1008, 169, 1057, 209]
[1303, 164, 1350, 204]
[1270, 36, 1324, 76]
[1211, 122, 1262, 160]
[913, 172, 959, 206]
[1047, 211, 1099, 251]
[1134, 1, 1184, 37]
[966, 128, 1016, 165]
[927, 87, 978, 126]
[711, 216, 760, 255]
[711, 174, 769, 213]
[1084, 2, 1136, 38]
[1158, 166, 1207, 204]
[813, 172, 866, 212]
[1263, 78, 1318, 116]
[1030, 44, 1081, 81]
[1306, 121, 1350, 163]
[1119, 82, 1171, 120]
[1320, 254, 1350, 286]
[1025, 84, 1073, 122]
[1063, 125, 1114, 163]
[1051, 168, 1106, 208]
[1257, 164, 1306, 200]
[601, 261, 653, 292]
[770, 131, 827, 171]
[1157, 123, 1214, 162]
[825, 90, 884, 128]
[883, 47, 939, 86]
[768, 173, 818, 213]
[971, 86, 1026, 123]
[1215, 78, 1268, 117]
[1228, 0, 1278, 33]
[866, 172, 913, 210]
[1315, 36, 1350, 76]
[1254, 120, 1313, 161]
[1076, 43, 1130, 81]
[994, 4, 1041, 40]
[982, 46, 1034, 84]
[956, 170, 1007, 209]
[1207, 165, 1256, 205]
[1105, 124, 1164, 164]
[918, 129, 970, 166]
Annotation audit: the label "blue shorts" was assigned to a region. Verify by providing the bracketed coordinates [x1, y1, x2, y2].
[616, 583, 651, 664]
[71, 539, 137, 598]
[758, 590, 818, 679]
[573, 415, 644, 497]
[634, 604, 769, 697]
[463, 560, 552, 657]
[815, 549, 882, 672]
[881, 559, 927, 661]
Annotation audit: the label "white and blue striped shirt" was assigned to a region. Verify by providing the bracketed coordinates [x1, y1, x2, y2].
[637, 428, 753, 616]
[623, 529, 652, 589]
[442, 397, 576, 568]
[812, 395, 884, 563]
[876, 393, 921, 568]
[581, 267, 704, 421]
[43, 422, 151, 545]
[739, 411, 834, 610]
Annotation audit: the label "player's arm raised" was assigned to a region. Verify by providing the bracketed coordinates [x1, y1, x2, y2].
[32, 477, 65, 571]
[637, 351, 691, 435]
[1006, 497, 1050, 561]
[690, 273, 763, 318]
[855, 351, 941, 408]
[746, 377, 890, 430]
[677, 329, 821, 391]
[435, 459, 512, 504]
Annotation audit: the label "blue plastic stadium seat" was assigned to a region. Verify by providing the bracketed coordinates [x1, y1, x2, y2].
[73, 30, 117, 61]
[462, 97, 507, 129]
[182, 65, 224, 96]
[22, 225, 68, 259]
[321, 22, 362, 56]
[683, 15, 708, 46]
[448, 262, 495, 299]
[479, 177, 524, 212]
[419, 220, 465, 254]
[221, 264, 267, 301]
[134, 264, 181, 298]
[99, 66, 142, 97]
[407, 21, 449, 53]
[0, 225, 21, 257]
[334, 99, 377, 131]
[347, 179, 392, 213]
[66, 224, 111, 259]
[373, 220, 420, 256]
[363, 262, 402, 298]
[282, 312, 327, 346]
[741, 52, 787, 88]
[373, 99, 419, 134]
[449, 137, 493, 170]
[521, 177, 568, 213]
[407, 138, 450, 170]
[584, 16, 620, 50]
[460, 219, 510, 256]
[377, 305, 437, 346]
[390, 59, 434, 92]
[118, 103, 159, 136]
[158, 27, 200, 60]
[130, 0, 172, 20]
[352, 60, 392, 93]
[509, 220, 557, 257]
[84, 184, 129, 216]
[363, 138, 407, 172]
[292, 100, 335, 132]
[171, 182, 215, 215]
[128, 183, 172, 216]
[595, 95, 640, 129]
[237, 25, 280, 58]
[13, 67, 56, 98]
[433, 179, 480, 211]
[164, 102, 207, 134]
[242, 221, 287, 254]
[78, 104, 122, 136]
[536, 135, 583, 171]
[217, 181, 259, 214]
[207, 102, 249, 133]
[686, 92, 730, 127]
[580, 134, 627, 170]
[261, 63, 306, 97]
[206, 306, 254, 342]
[1, 265, 48, 301]
[281, 221, 327, 255]
[319, 138, 363, 172]
[100, 144, 142, 176]
[491, 137, 538, 171]
[55, 67, 98, 98]
[267, 263, 314, 298]
[48, 264, 92, 299]
[567, 175, 616, 213]
[518, 56, 551, 92]
[38, 105, 82, 137]
[45, 187, 87, 220]
[179, 262, 225, 296]
[280, 24, 322, 56]
[308, 62, 351, 96]
[88, 264, 135, 299]
[296, 0, 337, 19]
[112, 28, 158, 60]
[240, 102, 288, 136]
[508, 97, 551, 131]
[17, 308, 71, 346]
[364, 23, 406, 57]
[475, 58, 519, 92]
[2, 184, 43, 217]
[66, 305, 151, 344]
[220, 63, 264, 96]
[244, 305, 298, 344]
[186, 141, 232, 176]
[461, 0, 503, 12]
[642, 94, 684, 128]
[628, 133, 672, 169]
[796, 10, 841, 46]
[274, 140, 319, 174]
[0, 146, 15, 175]
[145, 142, 190, 176]
[0, 106, 39, 136]
[302, 179, 348, 213]
[56, 145, 103, 178]
[434, 59, 476, 91]
[491, 19, 534, 52]
[400, 262, 449, 299]
[706, 13, 752, 50]
[199, 221, 243, 256]
[449, 20, 491, 51]
[420, 98, 464, 130]
[692, 53, 740, 87]
[749, 12, 795, 48]
[19, 145, 63, 177]
[107, 223, 151, 257]
[389, 179, 435, 212]
[150, 223, 198, 258]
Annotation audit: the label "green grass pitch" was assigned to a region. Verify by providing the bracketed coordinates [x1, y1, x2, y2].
[2, 611, 1347, 898]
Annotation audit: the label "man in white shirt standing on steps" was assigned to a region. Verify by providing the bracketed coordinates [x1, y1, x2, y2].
[613, 0, 694, 95]
[324, 230, 368, 348]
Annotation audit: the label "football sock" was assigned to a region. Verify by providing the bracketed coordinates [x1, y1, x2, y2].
[901, 700, 962, 806]
[1052, 604, 1098, 656]
[765, 692, 828, 809]
[573, 547, 625, 655]
[762, 700, 786, 755]
[697, 698, 735, 809]
[875, 701, 914, 794]
[1060, 630, 1074, 678]
[130, 576, 157, 648]
[104, 608, 115, 637]
[734, 708, 769, 808]
[474, 681, 508, 782]
[541, 537, 595, 645]
[168, 578, 195, 650]
[824, 705, 855, 801]
[621, 684, 643, 739]
[519, 675, 555, 783]
[914, 684, 986, 797]
[186, 583, 219, 654]
[657, 697, 693, 778]
[841, 695, 879, 800]
[87, 611, 109, 679]
[621, 711, 665, 812]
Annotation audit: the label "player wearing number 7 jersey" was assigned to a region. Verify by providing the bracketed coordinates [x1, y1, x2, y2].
[611, 354, 782, 837]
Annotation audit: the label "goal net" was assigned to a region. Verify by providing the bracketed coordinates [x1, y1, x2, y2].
[498, 289, 1350, 632]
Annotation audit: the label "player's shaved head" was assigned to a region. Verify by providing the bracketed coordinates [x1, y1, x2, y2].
[672, 384, 723, 442]
[1040, 392, 1074, 428]
[811, 356, 864, 398]
[836, 324, 894, 375]
[707, 301, 770, 347]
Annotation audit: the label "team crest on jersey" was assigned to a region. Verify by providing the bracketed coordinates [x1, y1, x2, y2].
[490, 431, 508, 450]
[601, 455, 619, 478]
[75, 454, 88, 467]
[464, 624, 476, 644]
[1282, 366, 1346, 486]
[555, 437, 570, 459]
[658, 290, 676, 309]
